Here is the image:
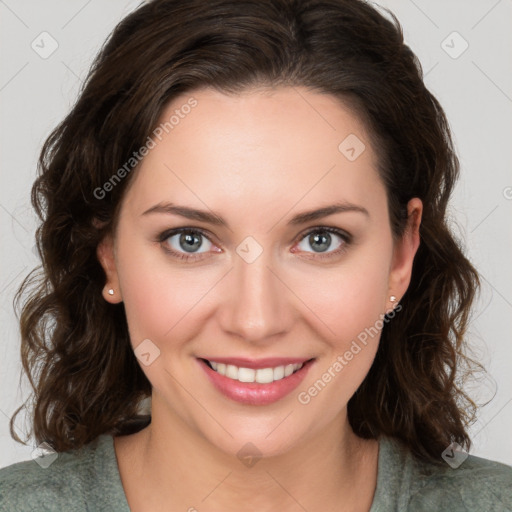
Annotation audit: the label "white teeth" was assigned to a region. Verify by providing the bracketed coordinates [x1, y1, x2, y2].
[226, 364, 238, 379]
[206, 360, 305, 383]
[255, 368, 274, 384]
[273, 365, 285, 380]
[284, 364, 295, 377]
[238, 367, 256, 382]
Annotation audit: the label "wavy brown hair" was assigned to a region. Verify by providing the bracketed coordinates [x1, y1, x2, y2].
[11, 0, 482, 463]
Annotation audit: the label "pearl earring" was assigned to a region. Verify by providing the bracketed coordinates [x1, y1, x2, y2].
[390, 295, 396, 302]
[108, 289, 114, 296]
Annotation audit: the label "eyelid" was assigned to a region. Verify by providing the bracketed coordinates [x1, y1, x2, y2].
[157, 226, 216, 244]
[294, 224, 352, 244]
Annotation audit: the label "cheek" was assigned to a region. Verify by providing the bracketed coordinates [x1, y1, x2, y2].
[295, 271, 389, 421]
[115, 241, 207, 347]
[291, 252, 391, 347]
[336, 264, 389, 342]
[291, 247, 391, 405]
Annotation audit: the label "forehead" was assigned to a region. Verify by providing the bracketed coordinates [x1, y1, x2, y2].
[121, 86, 386, 223]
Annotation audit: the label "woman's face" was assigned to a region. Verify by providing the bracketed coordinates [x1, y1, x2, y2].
[99, 86, 421, 457]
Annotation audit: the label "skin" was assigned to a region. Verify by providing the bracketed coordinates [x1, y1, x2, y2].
[97, 86, 422, 512]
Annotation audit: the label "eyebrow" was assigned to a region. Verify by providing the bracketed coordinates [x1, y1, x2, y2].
[141, 201, 369, 227]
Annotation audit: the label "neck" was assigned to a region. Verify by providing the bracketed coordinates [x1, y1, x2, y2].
[115, 399, 379, 512]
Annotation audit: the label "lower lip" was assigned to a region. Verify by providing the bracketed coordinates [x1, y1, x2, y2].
[198, 358, 314, 405]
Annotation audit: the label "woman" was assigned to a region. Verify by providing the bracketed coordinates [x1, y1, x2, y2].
[1, 0, 511, 510]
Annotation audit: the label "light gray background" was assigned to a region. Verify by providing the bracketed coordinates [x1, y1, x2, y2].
[1, 0, 511, 468]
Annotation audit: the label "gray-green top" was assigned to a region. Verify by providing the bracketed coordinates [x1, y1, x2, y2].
[1, 434, 511, 511]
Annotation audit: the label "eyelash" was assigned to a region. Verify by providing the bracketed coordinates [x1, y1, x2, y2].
[156, 226, 352, 262]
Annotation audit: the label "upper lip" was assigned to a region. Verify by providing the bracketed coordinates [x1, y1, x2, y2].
[199, 357, 313, 369]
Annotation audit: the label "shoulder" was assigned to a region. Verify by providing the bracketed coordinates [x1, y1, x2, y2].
[0, 444, 90, 512]
[377, 436, 512, 512]
[0, 434, 129, 512]
[409, 450, 512, 511]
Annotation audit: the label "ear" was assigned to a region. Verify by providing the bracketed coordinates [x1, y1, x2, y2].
[387, 198, 422, 310]
[96, 234, 123, 304]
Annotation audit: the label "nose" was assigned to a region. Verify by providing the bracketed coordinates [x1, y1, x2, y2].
[218, 246, 293, 344]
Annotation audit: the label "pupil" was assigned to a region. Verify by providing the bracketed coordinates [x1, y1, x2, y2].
[310, 232, 330, 253]
[180, 232, 202, 252]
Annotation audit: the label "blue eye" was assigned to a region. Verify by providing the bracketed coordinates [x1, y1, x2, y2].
[157, 226, 351, 262]
[294, 227, 350, 259]
[159, 229, 214, 260]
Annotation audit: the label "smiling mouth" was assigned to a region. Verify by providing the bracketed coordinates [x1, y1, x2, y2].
[200, 358, 314, 384]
